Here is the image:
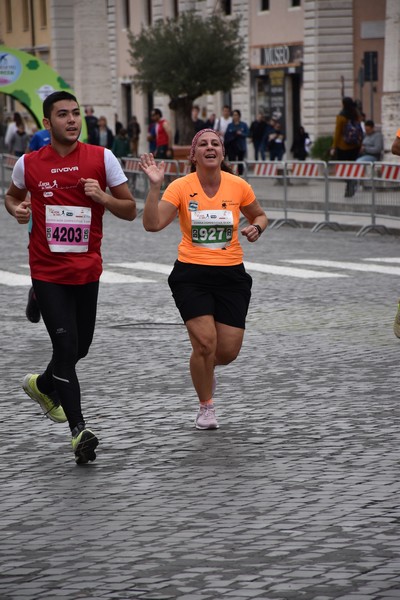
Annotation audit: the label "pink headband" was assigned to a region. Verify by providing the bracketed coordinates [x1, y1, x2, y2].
[189, 128, 225, 162]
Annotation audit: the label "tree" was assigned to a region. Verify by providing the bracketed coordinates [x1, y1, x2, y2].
[128, 10, 246, 145]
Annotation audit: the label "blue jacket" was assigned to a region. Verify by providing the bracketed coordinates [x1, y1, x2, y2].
[224, 121, 249, 153]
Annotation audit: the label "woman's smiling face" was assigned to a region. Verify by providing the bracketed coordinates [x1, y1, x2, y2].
[193, 132, 224, 167]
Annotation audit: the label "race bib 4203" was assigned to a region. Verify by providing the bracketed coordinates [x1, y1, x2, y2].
[45, 205, 91, 253]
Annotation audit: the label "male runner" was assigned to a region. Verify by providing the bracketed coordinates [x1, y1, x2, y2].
[5, 91, 136, 464]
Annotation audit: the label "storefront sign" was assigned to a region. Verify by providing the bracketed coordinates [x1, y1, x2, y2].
[250, 44, 303, 69]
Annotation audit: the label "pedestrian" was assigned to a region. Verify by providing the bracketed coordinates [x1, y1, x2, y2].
[150, 108, 173, 159]
[139, 129, 268, 430]
[84, 106, 99, 145]
[147, 120, 157, 154]
[290, 125, 311, 161]
[268, 121, 286, 161]
[114, 113, 123, 136]
[330, 96, 363, 197]
[249, 113, 267, 161]
[192, 104, 206, 133]
[9, 122, 29, 157]
[127, 115, 141, 157]
[224, 109, 249, 174]
[392, 127, 400, 156]
[260, 117, 276, 160]
[205, 112, 216, 129]
[112, 127, 131, 159]
[96, 116, 114, 149]
[355, 119, 383, 163]
[4, 91, 137, 464]
[213, 105, 232, 136]
[4, 112, 23, 152]
[28, 127, 51, 152]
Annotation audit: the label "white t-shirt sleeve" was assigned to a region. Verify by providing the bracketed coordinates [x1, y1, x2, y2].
[104, 148, 128, 187]
[11, 156, 26, 189]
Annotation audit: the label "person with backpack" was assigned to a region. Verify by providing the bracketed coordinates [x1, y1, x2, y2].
[330, 97, 362, 197]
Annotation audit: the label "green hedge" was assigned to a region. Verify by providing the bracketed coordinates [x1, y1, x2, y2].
[310, 135, 333, 162]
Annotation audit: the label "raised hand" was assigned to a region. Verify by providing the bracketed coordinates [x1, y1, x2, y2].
[139, 153, 165, 186]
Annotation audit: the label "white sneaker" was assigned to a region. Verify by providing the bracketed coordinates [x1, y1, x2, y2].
[195, 405, 219, 430]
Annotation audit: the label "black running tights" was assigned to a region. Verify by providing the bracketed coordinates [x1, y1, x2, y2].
[32, 279, 99, 431]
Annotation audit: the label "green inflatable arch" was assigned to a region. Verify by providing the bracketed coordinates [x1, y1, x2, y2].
[0, 45, 87, 141]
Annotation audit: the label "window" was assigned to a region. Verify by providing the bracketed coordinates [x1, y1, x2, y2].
[261, 0, 270, 11]
[122, 0, 130, 28]
[146, 0, 152, 25]
[5, 0, 12, 32]
[22, 0, 30, 31]
[221, 0, 232, 16]
[40, 0, 47, 28]
[291, 0, 301, 6]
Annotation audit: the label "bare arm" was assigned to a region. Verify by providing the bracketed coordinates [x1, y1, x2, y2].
[392, 136, 400, 157]
[5, 182, 31, 224]
[80, 178, 136, 221]
[140, 153, 177, 231]
[240, 199, 268, 243]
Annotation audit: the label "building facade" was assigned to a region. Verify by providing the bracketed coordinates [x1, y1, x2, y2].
[0, 0, 398, 159]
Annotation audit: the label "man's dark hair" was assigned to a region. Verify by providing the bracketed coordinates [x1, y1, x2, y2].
[365, 119, 374, 128]
[43, 91, 78, 119]
[152, 108, 162, 118]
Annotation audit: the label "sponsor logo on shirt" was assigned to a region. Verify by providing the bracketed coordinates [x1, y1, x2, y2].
[39, 180, 58, 189]
[50, 166, 79, 173]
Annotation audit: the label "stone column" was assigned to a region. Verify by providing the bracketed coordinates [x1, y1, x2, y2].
[303, 0, 354, 142]
[73, 0, 113, 123]
[381, 0, 400, 160]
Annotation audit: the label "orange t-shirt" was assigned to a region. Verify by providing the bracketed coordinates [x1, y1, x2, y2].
[162, 171, 256, 266]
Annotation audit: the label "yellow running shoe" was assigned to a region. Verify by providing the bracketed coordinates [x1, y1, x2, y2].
[71, 424, 99, 465]
[394, 300, 400, 339]
[22, 373, 67, 423]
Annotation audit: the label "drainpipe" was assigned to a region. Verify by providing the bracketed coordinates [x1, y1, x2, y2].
[30, 0, 36, 54]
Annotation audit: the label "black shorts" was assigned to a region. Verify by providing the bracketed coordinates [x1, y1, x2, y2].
[168, 260, 252, 329]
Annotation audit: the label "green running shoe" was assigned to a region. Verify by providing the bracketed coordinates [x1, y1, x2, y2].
[394, 300, 400, 339]
[22, 373, 67, 423]
[71, 425, 99, 465]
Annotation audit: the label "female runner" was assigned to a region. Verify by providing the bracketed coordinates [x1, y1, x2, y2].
[140, 128, 268, 429]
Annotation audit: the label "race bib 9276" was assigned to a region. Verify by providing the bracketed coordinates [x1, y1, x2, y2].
[191, 210, 233, 249]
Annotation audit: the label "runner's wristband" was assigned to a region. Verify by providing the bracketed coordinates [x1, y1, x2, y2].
[253, 224, 262, 236]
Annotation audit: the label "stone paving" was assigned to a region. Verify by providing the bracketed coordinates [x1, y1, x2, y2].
[1, 204, 400, 600]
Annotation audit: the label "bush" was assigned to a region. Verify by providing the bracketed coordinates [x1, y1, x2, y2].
[310, 135, 333, 162]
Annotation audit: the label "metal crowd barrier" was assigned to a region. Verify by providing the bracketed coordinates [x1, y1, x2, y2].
[2, 153, 400, 236]
[245, 160, 296, 229]
[122, 157, 183, 200]
[243, 159, 400, 236]
[0, 153, 18, 193]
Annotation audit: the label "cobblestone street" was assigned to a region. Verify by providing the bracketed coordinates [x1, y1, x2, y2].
[1, 206, 400, 600]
